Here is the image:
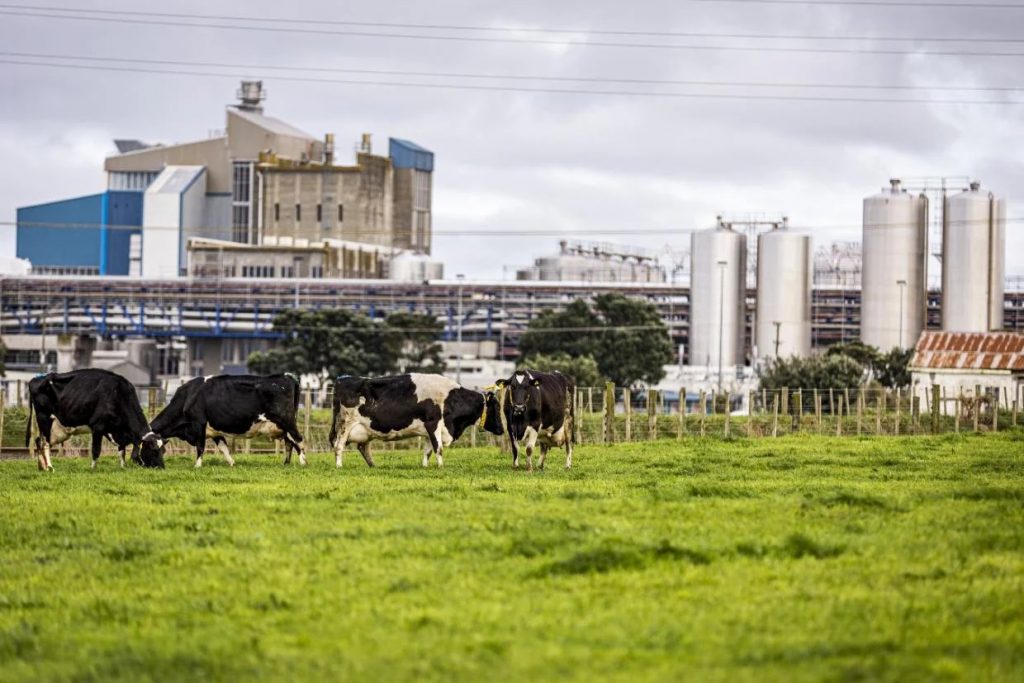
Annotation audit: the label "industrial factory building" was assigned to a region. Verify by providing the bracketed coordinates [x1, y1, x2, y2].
[15, 81, 438, 279]
[516, 241, 666, 283]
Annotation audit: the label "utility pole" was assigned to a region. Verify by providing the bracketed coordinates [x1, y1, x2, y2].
[456, 274, 465, 384]
[717, 260, 727, 392]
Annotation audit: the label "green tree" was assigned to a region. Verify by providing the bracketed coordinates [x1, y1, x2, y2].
[875, 347, 914, 389]
[385, 312, 446, 374]
[519, 352, 603, 388]
[518, 294, 673, 388]
[825, 341, 880, 372]
[759, 354, 865, 407]
[247, 309, 401, 383]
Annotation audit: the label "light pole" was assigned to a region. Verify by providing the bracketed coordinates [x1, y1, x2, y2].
[717, 260, 727, 392]
[773, 321, 782, 358]
[896, 279, 907, 349]
[456, 274, 465, 384]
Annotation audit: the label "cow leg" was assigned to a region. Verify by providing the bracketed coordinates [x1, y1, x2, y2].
[213, 436, 235, 467]
[282, 426, 306, 467]
[42, 438, 54, 471]
[90, 432, 103, 470]
[524, 428, 538, 473]
[357, 442, 376, 468]
[333, 425, 353, 469]
[422, 444, 432, 468]
[194, 438, 206, 468]
[425, 423, 442, 468]
[565, 439, 573, 469]
[538, 445, 550, 471]
[433, 423, 446, 468]
[118, 446, 127, 469]
[510, 439, 519, 469]
[129, 443, 140, 467]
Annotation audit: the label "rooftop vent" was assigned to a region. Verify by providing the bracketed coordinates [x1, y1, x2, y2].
[236, 80, 266, 113]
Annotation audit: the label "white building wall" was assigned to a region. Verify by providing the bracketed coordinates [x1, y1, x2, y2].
[911, 370, 1023, 416]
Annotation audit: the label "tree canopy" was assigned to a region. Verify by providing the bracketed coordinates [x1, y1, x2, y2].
[247, 309, 446, 382]
[518, 352, 603, 388]
[518, 294, 673, 388]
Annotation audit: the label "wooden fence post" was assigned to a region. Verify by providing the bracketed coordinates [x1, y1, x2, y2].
[603, 381, 615, 444]
[856, 391, 863, 436]
[931, 384, 940, 434]
[876, 388, 883, 435]
[699, 389, 707, 437]
[747, 390, 755, 437]
[974, 384, 981, 433]
[723, 391, 731, 438]
[955, 388, 962, 433]
[624, 389, 632, 442]
[895, 388, 901, 436]
[835, 394, 843, 437]
[814, 389, 822, 433]
[781, 387, 789, 417]
[992, 387, 999, 432]
[303, 387, 312, 443]
[0, 389, 5, 456]
[648, 389, 657, 441]
[148, 387, 157, 420]
[588, 387, 593, 414]
[771, 392, 779, 437]
[16, 380, 23, 409]
[678, 387, 687, 439]
[828, 388, 834, 418]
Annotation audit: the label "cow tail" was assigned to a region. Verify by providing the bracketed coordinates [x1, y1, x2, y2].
[24, 389, 33, 449]
[570, 383, 578, 446]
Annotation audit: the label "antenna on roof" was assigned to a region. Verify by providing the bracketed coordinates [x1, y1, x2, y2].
[236, 81, 265, 114]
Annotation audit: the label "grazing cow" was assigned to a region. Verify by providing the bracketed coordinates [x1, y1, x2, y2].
[493, 370, 576, 471]
[329, 373, 488, 468]
[25, 369, 164, 471]
[148, 374, 306, 468]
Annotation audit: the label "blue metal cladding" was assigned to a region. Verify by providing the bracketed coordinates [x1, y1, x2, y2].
[389, 138, 434, 172]
[16, 191, 142, 274]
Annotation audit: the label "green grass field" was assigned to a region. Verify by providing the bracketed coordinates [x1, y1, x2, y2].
[1, 433, 1022, 682]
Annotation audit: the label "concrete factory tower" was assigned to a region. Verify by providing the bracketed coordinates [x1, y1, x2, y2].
[690, 220, 747, 373]
[861, 179, 928, 351]
[755, 219, 812, 360]
[942, 181, 1006, 332]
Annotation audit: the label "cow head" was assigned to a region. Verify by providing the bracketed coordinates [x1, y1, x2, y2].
[138, 432, 166, 468]
[499, 372, 541, 416]
[481, 390, 504, 435]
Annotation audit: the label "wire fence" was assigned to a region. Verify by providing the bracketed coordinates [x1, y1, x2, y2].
[1, 380, 1021, 459]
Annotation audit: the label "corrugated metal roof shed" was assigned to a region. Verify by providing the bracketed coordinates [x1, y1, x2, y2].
[389, 138, 434, 172]
[910, 331, 1024, 371]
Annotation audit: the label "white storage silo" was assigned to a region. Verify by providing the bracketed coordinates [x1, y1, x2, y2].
[861, 180, 928, 350]
[387, 251, 444, 281]
[942, 181, 1006, 332]
[689, 221, 747, 369]
[756, 221, 812, 360]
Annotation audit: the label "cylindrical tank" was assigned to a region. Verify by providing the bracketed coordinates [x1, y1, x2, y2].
[756, 222, 812, 360]
[387, 252, 444, 281]
[689, 222, 747, 368]
[942, 181, 1006, 332]
[861, 179, 928, 350]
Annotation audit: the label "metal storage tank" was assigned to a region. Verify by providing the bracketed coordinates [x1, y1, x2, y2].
[387, 252, 444, 281]
[689, 221, 747, 371]
[756, 221, 812, 360]
[942, 181, 1006, 332]
[861, 179, 928, 350]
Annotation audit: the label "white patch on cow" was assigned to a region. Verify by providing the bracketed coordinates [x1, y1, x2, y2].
[194, 456, 203, 468]
[410, 373, 459, 405]
[515, 373, 525, 385]
[206, 414, 284, 440]
[347, 418, 429, 444]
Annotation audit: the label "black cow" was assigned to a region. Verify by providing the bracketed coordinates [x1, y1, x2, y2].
[25, 369, 164, 471]
[329, 373, 489, 468]
[492, 369, 576, 471]
[148, 374, 305, 468]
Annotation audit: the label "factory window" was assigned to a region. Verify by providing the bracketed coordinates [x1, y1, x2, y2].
[295, 203, 301, 221]
[231, 161, 254, 243]
[311, 266, 324, 278]
[412, 170, 431, 211]
[274, 203, 280, 221]
[338, 204, 344, 222]
[281, 266, 295, 278]
[317, 203, 322, 222]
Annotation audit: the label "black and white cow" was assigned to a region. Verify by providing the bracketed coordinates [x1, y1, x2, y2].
[493, 370, 576, 471]
[148, 374, 306, 468]
[25, 369, 164, 471]
[329, 373, 489, 468]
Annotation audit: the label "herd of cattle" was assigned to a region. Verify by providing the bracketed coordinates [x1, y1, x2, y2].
[24, 368, 576, 472]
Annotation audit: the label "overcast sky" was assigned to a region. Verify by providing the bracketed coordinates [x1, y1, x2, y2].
[1, 0, 1022, 281]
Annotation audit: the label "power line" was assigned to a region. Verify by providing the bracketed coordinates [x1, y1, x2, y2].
[4, 51, 1021, 93]
[8, 217, 1024, 236]
[684, 0, 1024, 7]
[3, 59, 1021, 105]
[0, 4, 1020, 43]
[3, 9, 1024, 58]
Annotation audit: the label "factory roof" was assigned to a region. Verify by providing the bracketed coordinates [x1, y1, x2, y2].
[229, 108, 317, 140]
[910, 331, 1024, 372]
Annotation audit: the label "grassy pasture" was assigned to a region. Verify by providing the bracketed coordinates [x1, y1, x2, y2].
[1, 433, 1023, 682]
